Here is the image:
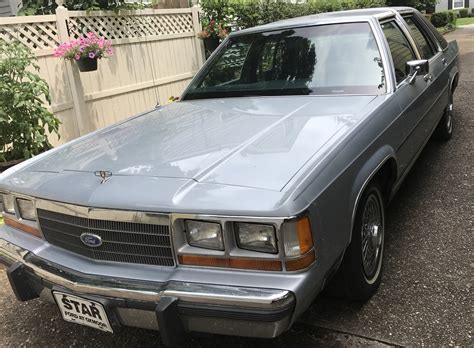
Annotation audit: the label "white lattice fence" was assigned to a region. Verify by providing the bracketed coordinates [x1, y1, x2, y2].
[0, 16, 60, 54]
[0, 7, 205, 145]
[67, 10, 194, 40]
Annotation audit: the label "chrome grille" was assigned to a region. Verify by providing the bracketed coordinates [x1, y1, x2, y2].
[38, 208, 174, 266]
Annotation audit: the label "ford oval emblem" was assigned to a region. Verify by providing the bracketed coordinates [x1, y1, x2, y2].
[80, 233, 103, 248]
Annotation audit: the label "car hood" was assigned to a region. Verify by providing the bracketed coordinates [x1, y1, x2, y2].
[13, 96, 379, 191]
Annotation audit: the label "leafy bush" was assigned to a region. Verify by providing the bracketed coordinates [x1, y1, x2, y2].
[0, 41, 60, 162]
[447, 10, 457, 25]
[200, 0, 386, 31]
[430, 12, 449, 27]
[458, 8, 468, 18]
[19, 0, 145, 15]
[386, 0, 438, 12]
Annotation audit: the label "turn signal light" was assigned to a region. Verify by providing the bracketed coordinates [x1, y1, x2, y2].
[3, 216, 42, 238]
[285, 251, 316, 271]
[178, 254, 282, 271]
[283, 215, 314, 257]
[296, 216, 313, 254]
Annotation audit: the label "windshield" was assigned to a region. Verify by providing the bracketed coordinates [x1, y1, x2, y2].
[183, 22, 385, 100]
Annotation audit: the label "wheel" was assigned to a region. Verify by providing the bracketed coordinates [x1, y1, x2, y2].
[433, 96, 453, 141]
[338, 182, 386, 301]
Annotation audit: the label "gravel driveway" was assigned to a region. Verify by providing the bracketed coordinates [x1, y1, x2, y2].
[0, 27, 472, 347]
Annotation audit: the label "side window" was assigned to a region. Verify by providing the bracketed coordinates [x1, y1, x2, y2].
[381, 21, 416, 84]
[418, 14, 448, 50]
[404, 16, 436, 59]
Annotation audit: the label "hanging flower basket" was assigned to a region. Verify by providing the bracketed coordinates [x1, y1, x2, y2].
[197, 18, 229, 56]
[203, 37, 220, 54]
[54, 32, 113, 73]
[76, 57, 98, 72]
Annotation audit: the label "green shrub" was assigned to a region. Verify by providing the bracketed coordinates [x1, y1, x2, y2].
[458, 8, 468, 18]
[0, 41, 60, 162]
[200, 0, 386, 30]
[430, 12, 449, 27]
[447, 10, 457, 25]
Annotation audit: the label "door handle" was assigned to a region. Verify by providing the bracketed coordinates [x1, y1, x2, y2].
[423, 74, 433, 83]
[442, 57, 448, 66]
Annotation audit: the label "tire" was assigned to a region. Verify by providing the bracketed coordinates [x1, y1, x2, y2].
[337, 182, 386, 301]
[433, 96, 453, 141]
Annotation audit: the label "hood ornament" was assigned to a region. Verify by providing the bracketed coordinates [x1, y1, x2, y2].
[95, 170, 112, 184]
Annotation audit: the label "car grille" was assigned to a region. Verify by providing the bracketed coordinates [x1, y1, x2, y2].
[37, 208, 175, 267]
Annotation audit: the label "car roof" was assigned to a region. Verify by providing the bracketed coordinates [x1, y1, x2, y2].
[231, 7, 416, 36]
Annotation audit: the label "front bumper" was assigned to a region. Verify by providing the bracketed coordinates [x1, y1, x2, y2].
[0, 239, 295, 341]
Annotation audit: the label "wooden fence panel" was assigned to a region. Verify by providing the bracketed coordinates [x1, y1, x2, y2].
[0, 7, 205, 145]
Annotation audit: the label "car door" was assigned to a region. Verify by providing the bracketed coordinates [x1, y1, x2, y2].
[402, 13, 451, 141]
[380, 19, 436, 176]
[381, 17, 444, 175]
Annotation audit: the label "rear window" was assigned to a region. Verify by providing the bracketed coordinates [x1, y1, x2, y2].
[183, 22, 386, 100]
[418, 14, 448, 50]
[404, 16, 436, 59]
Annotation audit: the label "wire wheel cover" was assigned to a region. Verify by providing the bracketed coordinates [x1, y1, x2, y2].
[361, 193, 383, 280]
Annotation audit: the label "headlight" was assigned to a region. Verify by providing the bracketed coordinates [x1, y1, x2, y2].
[185, 220, 224, 250]
[1, 194, 15, 214]
[17, 199, 36, 221]
[235, 223, 277, 253]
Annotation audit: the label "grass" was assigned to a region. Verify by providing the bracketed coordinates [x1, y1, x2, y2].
[434, 16, 474, 35]
[436, 25, 455, 35]
[457, 17, 474, 26]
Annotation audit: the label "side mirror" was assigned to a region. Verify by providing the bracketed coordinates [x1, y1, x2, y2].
[405, 60, 429, 84]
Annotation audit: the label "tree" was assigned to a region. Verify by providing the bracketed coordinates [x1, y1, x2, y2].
[386, 0, 437, 12]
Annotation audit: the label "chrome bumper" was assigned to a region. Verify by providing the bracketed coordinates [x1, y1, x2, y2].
[0, 239, 295, 340]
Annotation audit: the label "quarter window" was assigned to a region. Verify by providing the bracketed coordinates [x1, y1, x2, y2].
[404, 17, 436, 59]
[381, 21, 416, 84]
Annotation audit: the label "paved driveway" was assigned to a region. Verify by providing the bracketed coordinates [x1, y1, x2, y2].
[0, 27, 472, 347]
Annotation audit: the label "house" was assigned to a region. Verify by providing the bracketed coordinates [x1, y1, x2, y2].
[0, 0, 22, 16]
[435, 0, 471, 12]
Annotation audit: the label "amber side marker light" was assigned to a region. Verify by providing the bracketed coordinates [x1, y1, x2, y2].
[296, 216, 314, 254]
[282, 216, 316, 271]
[285, 251, 316, 271]
[179, 254, 282, 271]
[3, 216, 42, 238]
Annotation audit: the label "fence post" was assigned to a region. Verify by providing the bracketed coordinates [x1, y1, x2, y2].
[191, 5, 205, 68]
[55, 0, 91, 136]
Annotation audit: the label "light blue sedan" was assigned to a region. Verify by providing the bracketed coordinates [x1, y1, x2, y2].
[0, 7, 459, 345]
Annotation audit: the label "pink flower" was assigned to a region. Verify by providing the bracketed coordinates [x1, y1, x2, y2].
[54, 33, 111, 61]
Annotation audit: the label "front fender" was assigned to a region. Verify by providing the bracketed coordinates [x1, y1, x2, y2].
[348, 145, 397, 242]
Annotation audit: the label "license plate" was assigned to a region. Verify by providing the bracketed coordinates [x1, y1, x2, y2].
[53, 291, 113, 333]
